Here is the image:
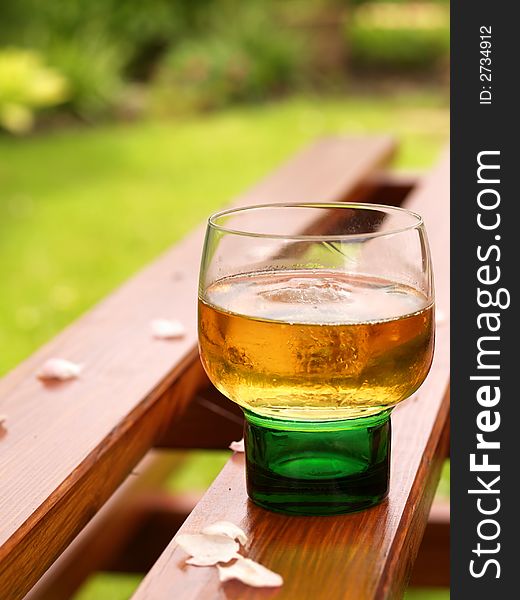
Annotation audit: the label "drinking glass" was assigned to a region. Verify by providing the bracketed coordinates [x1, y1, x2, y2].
[198, 203, 434, 515]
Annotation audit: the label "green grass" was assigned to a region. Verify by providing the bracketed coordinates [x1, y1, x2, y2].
[74, 574, 143, 600]
[164, 450, 230, 493]
[0, 91, 448, 374]
[75, 572, 449, 600]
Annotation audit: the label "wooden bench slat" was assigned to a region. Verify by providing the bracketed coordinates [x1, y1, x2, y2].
[23, 451, 189, 600]
[0, 136, 396, 600]
[131, 152, 449, 600]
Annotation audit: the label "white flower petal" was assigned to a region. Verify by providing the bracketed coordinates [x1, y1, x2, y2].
[186, 554, 238, 567]
[175, 533, 239, 566]
[218, 557, 283, 588]
[201, 521, 247, 546]
[37, 358, 82, 381]
[151, 319, 186, 340]
[229, 438, 245, 453]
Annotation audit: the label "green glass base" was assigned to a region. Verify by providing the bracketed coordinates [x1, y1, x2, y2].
[244, 410, 391, 516]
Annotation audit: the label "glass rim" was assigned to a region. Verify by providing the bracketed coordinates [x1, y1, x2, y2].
[207, 202, 424, 242]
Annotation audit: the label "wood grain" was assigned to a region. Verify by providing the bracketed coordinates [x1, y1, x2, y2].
[0, 136, 396, 600]
[24, 451, 189, 600]
[131, 152, 450, 600]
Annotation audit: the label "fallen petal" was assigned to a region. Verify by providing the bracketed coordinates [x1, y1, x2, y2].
[175, 533, 239, 566]
[202, 521, 247, 545]
[229, 438, 245, 453]
[37, 358, 82, 381]
[186, 554, 238, 567]
[151, 319, 186, 340]
[218, 557, 283, 588]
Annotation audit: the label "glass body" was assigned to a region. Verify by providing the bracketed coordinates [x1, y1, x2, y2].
[198, 203, 434, 515]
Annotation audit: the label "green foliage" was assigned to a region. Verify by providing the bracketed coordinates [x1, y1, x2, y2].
[0, 0, 212, 118]
[348, 2, 449, 72]
[152, 7, 305, 114]
[0, 0, 210, 50]
[0, 0, 451, 123]
[350, 28, 449, 71]
[0, 48, 68, 133]
[45, 37, 125, 119]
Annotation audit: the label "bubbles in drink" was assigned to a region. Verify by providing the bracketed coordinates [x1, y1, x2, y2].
[199, 271, 434, 420]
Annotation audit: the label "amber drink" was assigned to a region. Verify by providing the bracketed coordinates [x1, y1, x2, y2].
[199, 271, 434, 421]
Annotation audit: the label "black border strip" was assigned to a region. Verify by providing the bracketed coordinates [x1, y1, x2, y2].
[451, 1, 515, 595]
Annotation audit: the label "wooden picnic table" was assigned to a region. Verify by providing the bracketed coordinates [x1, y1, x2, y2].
[0, 136, 449, 600]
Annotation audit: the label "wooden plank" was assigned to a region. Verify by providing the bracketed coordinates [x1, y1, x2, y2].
[23, 451, 187, 600]
[131, 151, 450, 600]
[87, 497, 449, 584]
[0, 136, 396, 600]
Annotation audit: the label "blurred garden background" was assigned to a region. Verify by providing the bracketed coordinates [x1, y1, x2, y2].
[0, 0, 449, 598]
